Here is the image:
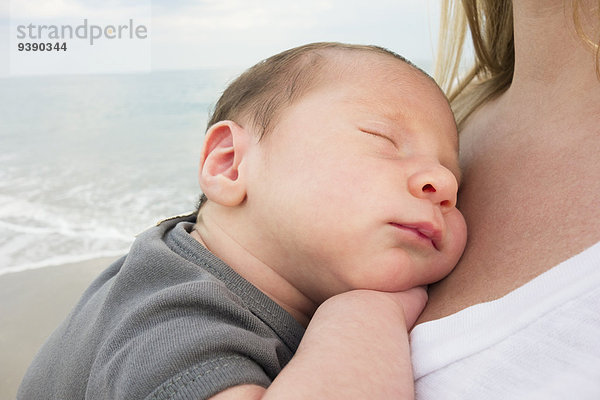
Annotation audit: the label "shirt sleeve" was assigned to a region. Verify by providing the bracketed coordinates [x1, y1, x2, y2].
[86, 279, 286, 400]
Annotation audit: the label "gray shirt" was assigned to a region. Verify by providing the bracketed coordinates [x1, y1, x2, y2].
[18, 214, 305, 400]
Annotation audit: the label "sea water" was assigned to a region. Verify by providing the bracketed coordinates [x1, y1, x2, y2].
[0, 69, 240, 275]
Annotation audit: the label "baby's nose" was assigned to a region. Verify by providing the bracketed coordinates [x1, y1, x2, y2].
[408, 164, 458, 211]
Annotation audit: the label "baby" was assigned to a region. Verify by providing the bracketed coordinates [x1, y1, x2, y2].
[19, 42, 467, 400]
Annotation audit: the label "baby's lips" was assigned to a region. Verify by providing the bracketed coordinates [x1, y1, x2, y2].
[401, 222, 442, 250]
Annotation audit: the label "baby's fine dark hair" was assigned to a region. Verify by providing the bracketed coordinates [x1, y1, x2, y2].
[196, 42, 431, 211]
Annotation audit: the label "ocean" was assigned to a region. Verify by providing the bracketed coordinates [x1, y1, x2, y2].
[0, 69, 241, 275]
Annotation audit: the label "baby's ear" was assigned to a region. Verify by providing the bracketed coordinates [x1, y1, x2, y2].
[199, 120, 251, 207]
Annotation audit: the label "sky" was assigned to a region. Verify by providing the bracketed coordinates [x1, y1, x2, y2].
[1, 0, 444, 76]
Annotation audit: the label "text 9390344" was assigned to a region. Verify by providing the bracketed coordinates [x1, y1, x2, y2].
[17, 42, 68, 52]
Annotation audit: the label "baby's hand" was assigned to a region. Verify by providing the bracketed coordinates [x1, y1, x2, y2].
[316, 287, 428, 331]
[385, 286, 428, 330]
[269, 288, 427, 399]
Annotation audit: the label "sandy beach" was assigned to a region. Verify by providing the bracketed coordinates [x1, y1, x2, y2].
[0, 256, 120, 400]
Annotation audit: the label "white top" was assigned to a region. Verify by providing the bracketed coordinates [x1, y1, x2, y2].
[411, 241, 600, 400]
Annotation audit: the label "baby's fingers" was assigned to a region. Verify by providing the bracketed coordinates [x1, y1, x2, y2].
[389, 286, 428, 330]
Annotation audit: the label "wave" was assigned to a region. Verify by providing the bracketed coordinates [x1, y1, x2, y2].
[0, 248, 128, 277]
[0, 219, 135, 241]
[0, 70, 213, 277]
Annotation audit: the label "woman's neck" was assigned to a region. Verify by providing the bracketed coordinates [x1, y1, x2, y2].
[509, 0, 599, 99]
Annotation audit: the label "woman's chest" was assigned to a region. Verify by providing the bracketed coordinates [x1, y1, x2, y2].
[420, 122, 600, 322]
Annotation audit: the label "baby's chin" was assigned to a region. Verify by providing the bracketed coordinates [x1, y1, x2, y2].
[318, 247, 460, 297]
[382, 255, 458, 292]
[345, 256, 434, 294]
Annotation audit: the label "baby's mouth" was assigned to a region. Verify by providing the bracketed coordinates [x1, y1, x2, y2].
[389, 222, 441, 251]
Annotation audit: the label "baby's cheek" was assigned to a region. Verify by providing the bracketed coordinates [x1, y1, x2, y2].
[445, 209, 468, 266]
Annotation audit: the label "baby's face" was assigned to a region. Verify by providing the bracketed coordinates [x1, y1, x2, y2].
[242, 56, 467, 303]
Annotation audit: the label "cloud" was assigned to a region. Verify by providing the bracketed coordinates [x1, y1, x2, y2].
[9, 0, 150, 20]
[5, 0, 440, 74]
[152, 0, 332, 33]
[149, 0, 439, 70]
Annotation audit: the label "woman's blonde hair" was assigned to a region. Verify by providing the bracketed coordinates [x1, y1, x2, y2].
[436, 0, 600, 129]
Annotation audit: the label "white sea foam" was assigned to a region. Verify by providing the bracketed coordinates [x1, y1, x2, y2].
[0, 70, 225, 276]
[0, 249, 128, 276]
